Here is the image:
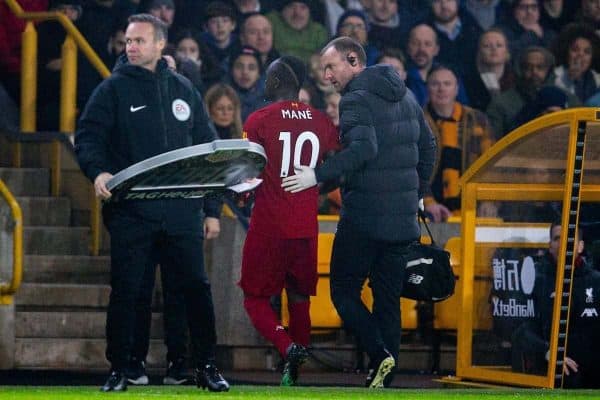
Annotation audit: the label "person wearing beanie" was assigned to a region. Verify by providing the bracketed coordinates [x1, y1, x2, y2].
[266, 0, 328, 64]
[336, 9, 380, 66]
[240, 55, 339, 386]
[201, 1, 239, 67]
[228, 45, 266, 120]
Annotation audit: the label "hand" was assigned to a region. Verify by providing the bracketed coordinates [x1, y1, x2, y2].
[563, 356, 578, 376]
[162, 55, 176, 70]
[204, 217, 220, 240]
[424, 202, 451, 222]
[281, 166, 317, 193]
[94, 172, 113, 200]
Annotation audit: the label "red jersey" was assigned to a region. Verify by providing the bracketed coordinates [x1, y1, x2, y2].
[244, 100, 339, 238]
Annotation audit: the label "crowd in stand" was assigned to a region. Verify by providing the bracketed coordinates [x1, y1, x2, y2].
[1, 0, 600, 219]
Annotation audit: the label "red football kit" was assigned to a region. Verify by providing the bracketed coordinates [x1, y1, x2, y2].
[240, 100, 338, 356]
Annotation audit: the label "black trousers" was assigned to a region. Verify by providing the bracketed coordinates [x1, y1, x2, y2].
[103, 205, 216, 370]
[329, 220, 409, 363]
[131, 261, 188, 365]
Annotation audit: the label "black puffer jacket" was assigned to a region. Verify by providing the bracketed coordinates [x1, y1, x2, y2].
[315, 65, 436, 241]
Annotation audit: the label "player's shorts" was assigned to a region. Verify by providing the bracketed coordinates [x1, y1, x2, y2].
[239, 228, 317, 297]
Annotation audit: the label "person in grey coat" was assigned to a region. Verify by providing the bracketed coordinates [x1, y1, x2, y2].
[282, 36, 436, 388]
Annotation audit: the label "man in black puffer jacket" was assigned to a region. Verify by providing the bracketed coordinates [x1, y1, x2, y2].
[75, 14, 229, 393]
[283, 36, 436, 388]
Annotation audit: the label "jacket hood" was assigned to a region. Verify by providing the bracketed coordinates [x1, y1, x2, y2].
[112, 53, 169, 80]
[344, 64, 407, 102]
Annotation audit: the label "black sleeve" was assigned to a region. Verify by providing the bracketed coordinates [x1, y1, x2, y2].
[415, 105, 437, 198]
[314, 93, 377, 183]
[74, 81, 117, 183]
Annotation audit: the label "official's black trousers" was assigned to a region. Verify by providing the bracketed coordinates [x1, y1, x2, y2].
[103, 204, 216, 371]
[330, 219, 409, 363]
[131, 261, 188, 365]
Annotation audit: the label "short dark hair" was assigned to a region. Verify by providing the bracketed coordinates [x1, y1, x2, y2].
[320, 36, 367, 66]
[550, 218, 582, 242]
[128, 13, 168, 42]
[518, 46, 555, 74]
[426, 63, 458, 83]
[377, 47, 406, 65]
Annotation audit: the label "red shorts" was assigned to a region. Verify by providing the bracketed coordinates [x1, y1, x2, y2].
[239, 228, 317, 297]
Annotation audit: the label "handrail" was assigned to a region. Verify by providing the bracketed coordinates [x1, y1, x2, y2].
[5, 0, 111, 255]
[5, 0, 110, 79]
[0, 179, 23, 305]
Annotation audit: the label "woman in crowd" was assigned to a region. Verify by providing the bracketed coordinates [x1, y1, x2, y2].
[464, 28, 516, 111]
[228, 45, 265, 121]
[204, 83, 243, 140]
[552, 23, 600, 103]
[174, 29, 223, 93]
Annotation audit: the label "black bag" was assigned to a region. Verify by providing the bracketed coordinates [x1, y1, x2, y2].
[401, 210, 456, 302]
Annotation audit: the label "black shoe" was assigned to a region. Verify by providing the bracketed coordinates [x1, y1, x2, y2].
[195, 364, 230, 392]
[163, 358, 188, 385]
[365, 350, 395, 388]
[281, 343, 309, 386]
[100, 370, 127, 392]
[126, 358, 149, 385]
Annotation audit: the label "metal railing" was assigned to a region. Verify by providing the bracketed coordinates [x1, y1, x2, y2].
[0, 179, 23, 305]
[5, 0, 111, 255]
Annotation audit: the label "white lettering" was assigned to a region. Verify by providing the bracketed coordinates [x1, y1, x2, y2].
[492, 298, 535, 318]
[280, 109, 313, 120]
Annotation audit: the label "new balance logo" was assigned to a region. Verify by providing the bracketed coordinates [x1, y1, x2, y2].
[407, 274, 424, 285]
[581, 308, 598, 317]
[130, 105, 147, 112]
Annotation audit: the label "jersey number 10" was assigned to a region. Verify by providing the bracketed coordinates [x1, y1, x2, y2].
[279, 131, 320, 178]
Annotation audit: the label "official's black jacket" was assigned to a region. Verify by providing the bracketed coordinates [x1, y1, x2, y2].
[75, 55, 221, 219]
[315, 64, 436, 241]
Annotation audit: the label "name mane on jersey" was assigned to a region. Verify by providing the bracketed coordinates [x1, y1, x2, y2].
[281, 108, 313, 120]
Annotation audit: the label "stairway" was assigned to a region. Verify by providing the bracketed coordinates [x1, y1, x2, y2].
[0, 167, 167, 372]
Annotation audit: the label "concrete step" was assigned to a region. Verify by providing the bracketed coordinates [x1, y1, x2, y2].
[23, 255, 110, 284]
[16, 311, 164, 339]
[17, 196, 71, 226]
[15, 283, 110, 308]
[14, 338, 167, 371]
[24, 226, 89, 255]
[0, 168, 49, 197]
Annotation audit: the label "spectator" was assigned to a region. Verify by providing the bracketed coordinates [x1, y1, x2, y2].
[499, 0, 556, 61]
[576, 0, 600, 33]
[551, 23, 600, 104]
[405, 24, 469, 106]
[239, 12, 280, 69]
[510, 85, 570, 131]
[464, 28, 516, 111]
[365, 0, 407, 52]
[465, 0, 502, 31]
[336, 9, 380, 66]
[377, 47, 407, 80]
[137, 0, 179, 42]
[106, 20, 127, 68]
[512, 221, 600, 388]
[233, 0, 274, 17]
[428, 0, 483, 76]
[539, 0, 578, 33]
[267, 0, 329, 63]
[486, 46, 576, 139]
[201, 1, 239, 68]
[75, 13, 229, 392]
[228, 46, 266, 121]
[204, 83, 243, 139]
[423, 65, 494, 221]
[173, 29, 223, 93]
[36, 0, 83, 131]
[322, 0, 345, 37]
[0, 0, 48, 103]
